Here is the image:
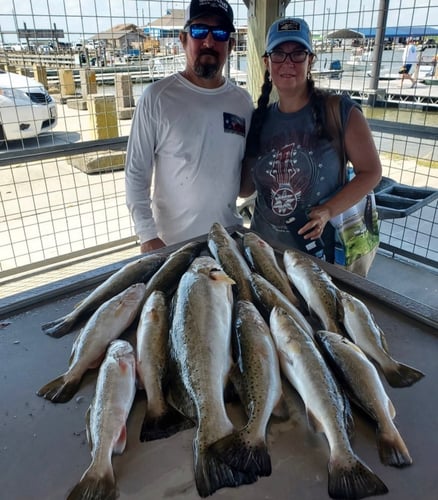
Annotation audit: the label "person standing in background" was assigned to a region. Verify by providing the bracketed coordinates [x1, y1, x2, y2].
[400, 37, 418, 88]
[126, 0, 253, 253]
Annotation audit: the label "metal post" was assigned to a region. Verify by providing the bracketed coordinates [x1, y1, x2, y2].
[367, 0, 389, 106]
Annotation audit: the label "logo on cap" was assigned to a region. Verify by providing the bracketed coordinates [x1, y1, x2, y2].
[277, 19, 302, 32]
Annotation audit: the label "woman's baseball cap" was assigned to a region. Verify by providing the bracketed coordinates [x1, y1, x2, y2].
[185, 0, 235, 32]
[265, 18, 313, 53]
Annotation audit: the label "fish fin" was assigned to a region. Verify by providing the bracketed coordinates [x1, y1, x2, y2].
[340, 389, 355, 440]
[383, 361, 425, 388]
[210, 432, 271, 477]
[140, 406, 194, 442]
[113, 425, 128, 455]
[306, 408, 325, 434]
[387, 398, 396, 420]
[271, 395, 290, 421]
[66, 467, 117, 500]
[36, 374, 81, 403]
[334, 288, 345, 321]
[328, 455, 388, 499]
[42, 316, 76, 338]
[85, 406, 93, 450]
[194, 443, 258, 497]
[376, 428, 413, 467]
[377, 325, 391, 353]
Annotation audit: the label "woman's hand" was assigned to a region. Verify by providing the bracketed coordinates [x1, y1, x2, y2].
[298, 205, 332, 240]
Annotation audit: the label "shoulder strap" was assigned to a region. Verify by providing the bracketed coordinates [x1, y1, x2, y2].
[325, 94, 347, 184]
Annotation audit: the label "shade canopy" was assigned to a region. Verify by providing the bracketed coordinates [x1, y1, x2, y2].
[326, 29, 365, 39]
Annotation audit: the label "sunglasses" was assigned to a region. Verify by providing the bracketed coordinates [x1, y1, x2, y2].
[268, 50, 310, 63]
[186, 24, 231, 42]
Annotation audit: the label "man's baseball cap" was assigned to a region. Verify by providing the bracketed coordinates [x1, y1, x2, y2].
[265, 18, 313, 53]
[185, 0, 235, 32]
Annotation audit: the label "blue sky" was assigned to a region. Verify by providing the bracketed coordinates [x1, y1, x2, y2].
[0, 0, 436, 42]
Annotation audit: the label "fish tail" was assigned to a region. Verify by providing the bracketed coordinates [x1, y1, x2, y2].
[139, 406, 195, 442]
[376, 428, 412, 467]
[41, 315, 75, 338]
[210, 431, 271, 477]
[36, 374, 80, 403]
[66, 467, 117, 500]
[328, 455, 388, 499]
[383, 361, 425, 388]
[194, 443, 258, 497]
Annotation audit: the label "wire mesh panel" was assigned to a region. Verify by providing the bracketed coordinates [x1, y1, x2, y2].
[0, 1, 437, 284]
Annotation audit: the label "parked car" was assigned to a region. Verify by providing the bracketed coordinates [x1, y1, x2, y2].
[0, 70, 57, 144]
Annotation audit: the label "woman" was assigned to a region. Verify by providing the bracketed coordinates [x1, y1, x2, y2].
[240, 17, 382, 264]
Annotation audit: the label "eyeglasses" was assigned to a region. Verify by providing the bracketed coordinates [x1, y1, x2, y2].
[267, 50, 310, 63]
[186, 24, 231, 42]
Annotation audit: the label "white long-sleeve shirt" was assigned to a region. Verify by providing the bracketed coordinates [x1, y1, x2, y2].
[125, 73, 254, 245]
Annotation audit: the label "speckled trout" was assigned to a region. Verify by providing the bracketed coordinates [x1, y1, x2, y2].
[141, 239, 205, 304]
[283, 248, 343, 334]
[37, 283, 146, 403]
[242, 231, 300, 307]
[136, 290, 192, 441]
[41, 252, 166, 338]
[340, 290, 425, 387]
[315, 330, 412, 467]
[249, 272, 314, 338]
[66, 339, 136, 500]
[207, 222, 253, 301]
[211, 299, 286, 477]
[270, 306, 388, 500]
[168, 256, 256, 497]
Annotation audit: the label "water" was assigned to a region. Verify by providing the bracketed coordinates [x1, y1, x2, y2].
[99, 46, 438, 127]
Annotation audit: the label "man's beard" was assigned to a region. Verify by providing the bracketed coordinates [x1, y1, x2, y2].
[194, 51, 221, 79]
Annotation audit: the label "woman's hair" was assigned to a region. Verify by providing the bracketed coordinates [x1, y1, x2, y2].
[244, 67, 333, 158]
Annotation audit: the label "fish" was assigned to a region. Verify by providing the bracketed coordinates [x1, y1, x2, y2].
[66, 339, 136, 500]
[339, 290, 425, 388]
[41, 252, 166, 338]
[207, 222, 253, 301]
[269, 306, 388, 500]
[249, 272, 314, 338]
[283, 249, 343, 334]
[315, 330, 413, 467]
[37, 283, 146, 403]
[211, 299, 285, 477]
[136, 290, 193, 441]
[242, 231, 300, 307]
[168, 256, 257, 497]
[141, 240, 206, 305]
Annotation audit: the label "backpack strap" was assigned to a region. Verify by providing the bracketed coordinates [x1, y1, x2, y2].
[325, 94, 348, 184]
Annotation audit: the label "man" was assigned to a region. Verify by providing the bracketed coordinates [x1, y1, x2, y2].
[400, 37, 418, 88]
[125, 0, 254, 253]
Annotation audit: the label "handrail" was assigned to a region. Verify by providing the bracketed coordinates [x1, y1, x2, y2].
[1, 119, 436, 168]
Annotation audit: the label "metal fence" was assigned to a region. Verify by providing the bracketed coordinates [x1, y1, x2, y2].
[0, 1, 437, 284]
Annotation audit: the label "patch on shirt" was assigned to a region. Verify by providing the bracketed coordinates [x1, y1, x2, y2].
[223, 112, 246, 137]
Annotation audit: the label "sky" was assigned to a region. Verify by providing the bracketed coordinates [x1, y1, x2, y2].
[0, 0, 437, 43]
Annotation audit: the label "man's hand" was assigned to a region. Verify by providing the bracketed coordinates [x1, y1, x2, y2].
[140, 238, 166, 253]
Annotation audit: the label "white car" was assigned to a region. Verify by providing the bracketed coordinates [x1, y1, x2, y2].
[0, 70, 58, 144]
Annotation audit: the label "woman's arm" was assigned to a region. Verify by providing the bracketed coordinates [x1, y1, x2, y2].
[300, 107, 382, 240]
[239, 157, 256, 198]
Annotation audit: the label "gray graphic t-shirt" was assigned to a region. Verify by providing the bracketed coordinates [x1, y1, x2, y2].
[250, 94, 358, 252]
